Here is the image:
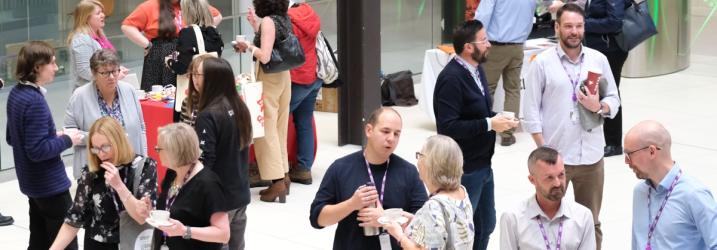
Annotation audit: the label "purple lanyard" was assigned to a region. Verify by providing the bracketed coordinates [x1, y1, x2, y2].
[645, 169, 682, 250]
[536, 216, 563, 250]
[364, 158, 389, 204]
[555, 48, 583, 102]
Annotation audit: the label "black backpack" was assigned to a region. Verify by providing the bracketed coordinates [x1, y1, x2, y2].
[380, 70, 418, 107]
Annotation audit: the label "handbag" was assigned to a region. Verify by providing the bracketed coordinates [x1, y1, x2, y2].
[380, 70, 418, 107]
[315, 30, 340, 86]
[260, 16, 306, 73]
[615, 0, 658, 51]
[175, 25, 219, 112]
[238, 49, 266, 139]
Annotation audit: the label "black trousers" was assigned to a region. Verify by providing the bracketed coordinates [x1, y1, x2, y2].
[84, 235, 118, 250]
[601, 48, 629, 147]
[28, 190, 77, 250]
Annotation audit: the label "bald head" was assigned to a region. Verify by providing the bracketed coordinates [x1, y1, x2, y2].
[625, 120, 672, 153]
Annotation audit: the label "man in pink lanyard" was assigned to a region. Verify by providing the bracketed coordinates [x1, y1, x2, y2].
[522, 4, 620, 249]
[624, 120, 717, 250]
[499, 147, 596, 250]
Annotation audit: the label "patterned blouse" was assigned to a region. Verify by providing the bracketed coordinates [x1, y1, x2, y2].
[97, 87, 125, 127]
[406, 186, 475, 250]
[64, 156, 157, 243]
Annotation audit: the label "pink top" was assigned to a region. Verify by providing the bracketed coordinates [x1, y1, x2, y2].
[93, 35, 115, 51]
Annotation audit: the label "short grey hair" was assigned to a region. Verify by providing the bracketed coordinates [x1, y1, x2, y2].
[89, 49, 120, 74]
[420, 135, 463, 191]
[527, 146, 560, 175]
[157, 123, 201, 167]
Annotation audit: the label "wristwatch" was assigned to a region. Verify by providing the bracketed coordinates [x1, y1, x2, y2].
[183, 226, 192, 240]
[595, 103, 605, 115]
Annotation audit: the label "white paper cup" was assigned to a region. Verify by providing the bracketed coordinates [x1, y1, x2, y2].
[236, 35, 246, 43]
[499, 111, 516, 120]
[150, 210, 170, 222]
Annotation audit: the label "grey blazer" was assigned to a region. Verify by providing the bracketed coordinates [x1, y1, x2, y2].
[64, 81, 148, 179]
[70, 33, 102, 90]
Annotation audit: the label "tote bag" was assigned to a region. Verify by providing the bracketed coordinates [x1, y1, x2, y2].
[615, 0, 658, 51]
[238, 49, 266, 139]
[175, 25, 219, 112]
[315, 30, 339, 85]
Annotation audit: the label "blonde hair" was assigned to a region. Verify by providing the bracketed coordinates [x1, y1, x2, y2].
[87, 117, 135, 172]
[67, 0, 106, 44]
[419, 135, 464, 191]
[157, 123, 201, 167]
[181, 0, 214, 27]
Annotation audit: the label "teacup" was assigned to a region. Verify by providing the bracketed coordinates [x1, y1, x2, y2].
[150, 210, 170, 222]
[151, 85, 163, 93]
[499, 111, 515, 120]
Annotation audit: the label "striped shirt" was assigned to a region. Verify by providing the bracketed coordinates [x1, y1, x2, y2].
[6, 83, 72, 198]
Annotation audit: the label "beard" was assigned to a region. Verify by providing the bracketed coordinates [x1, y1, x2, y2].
[543, 185, 566, 202]
[559, 32, 584, 49]
[471, 45, 488, 64]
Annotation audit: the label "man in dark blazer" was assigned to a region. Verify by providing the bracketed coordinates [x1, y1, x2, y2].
[433, 20, 518, 250]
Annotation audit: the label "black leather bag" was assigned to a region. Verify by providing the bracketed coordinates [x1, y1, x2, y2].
[381, 70, 418, 107]
[260, 17, 306, 73]
[615, 0, 658, 51]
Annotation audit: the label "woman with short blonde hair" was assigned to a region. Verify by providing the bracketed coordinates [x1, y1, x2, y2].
[152, 123, 229, 249]
[384, 135, 475, 249]
[181, 0, 213, 27]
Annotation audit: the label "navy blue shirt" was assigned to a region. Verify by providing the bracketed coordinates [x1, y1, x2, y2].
[6, 83, 72, 198]
[310, 151, 428, 250]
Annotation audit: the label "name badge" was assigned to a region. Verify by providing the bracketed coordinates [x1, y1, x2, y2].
[379, 232, 392, 250]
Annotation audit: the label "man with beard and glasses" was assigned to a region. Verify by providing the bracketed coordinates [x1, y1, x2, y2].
[433, 19, 518, 250]
[624, 121, 717, 250]
[499, 147, 596, 250]
[522, 4, 619, 249]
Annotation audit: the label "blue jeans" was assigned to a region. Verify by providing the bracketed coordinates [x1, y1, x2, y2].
[289, 79, 323, 170]
[461, 167, 496, 250]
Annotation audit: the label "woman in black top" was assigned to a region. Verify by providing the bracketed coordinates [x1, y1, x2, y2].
[153, 123, 229, 249]
[186, 56, 253, 249]
[50, 117, 157, 250]
[165, 0, 223, 75]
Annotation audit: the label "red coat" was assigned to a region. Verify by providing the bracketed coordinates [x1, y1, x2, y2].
[288, 3, 321, 85]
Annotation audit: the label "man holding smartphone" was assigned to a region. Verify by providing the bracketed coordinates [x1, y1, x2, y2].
[522, 4, 620, 249]
[310, 107, 427, 250]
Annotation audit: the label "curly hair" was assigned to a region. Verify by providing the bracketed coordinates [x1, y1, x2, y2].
[253, 0, 288, 17]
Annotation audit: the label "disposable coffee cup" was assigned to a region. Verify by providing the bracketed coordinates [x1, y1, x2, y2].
[236, 35, 246, 43]
[586, 71, 601, 95]
[500, 111, 516, 120]
[150, 210, 170, 222]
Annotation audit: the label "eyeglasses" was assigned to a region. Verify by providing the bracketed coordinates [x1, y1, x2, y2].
[469, 37, 490, 46]
[97, 69, 121, 78]
[415, 151, 424, 160]
[191, 72, 204, 77]
[154, 146, 164, 153]
[90, 144, 112, 155]
[624, 145, 661, 162]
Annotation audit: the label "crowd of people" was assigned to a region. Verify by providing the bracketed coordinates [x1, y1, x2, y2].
[3, 0, 717, 250]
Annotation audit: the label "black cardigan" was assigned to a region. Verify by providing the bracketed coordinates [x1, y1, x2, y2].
[433, 58, 496, 172]
[194, 97, 250, 210]
[168, 25, 224, 75]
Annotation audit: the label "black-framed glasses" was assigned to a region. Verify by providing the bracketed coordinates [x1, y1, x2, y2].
[191, 72, 204, 77]
[97, 68, 121, 78]
[415, 151, 424, 160]
[154, 146, 163, 153]
[625, 145, 661, 162]
[90, 144, 112, 155]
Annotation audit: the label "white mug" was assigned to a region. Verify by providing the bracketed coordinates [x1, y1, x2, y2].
[151, 85, 163, 93]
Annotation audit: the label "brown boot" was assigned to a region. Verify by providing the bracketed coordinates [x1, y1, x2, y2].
[289, 167, 313, 185]
[260, 173, 290, 195]
[249, 162, 271, 188]
[259, 180, 287, 203]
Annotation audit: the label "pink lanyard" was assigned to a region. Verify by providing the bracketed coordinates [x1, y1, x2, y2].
[555, 48, 583, 102]
[174, 9, 183, 31]
[364, 158, 388, 204]
[536, 216, 563, 250]
[645, 169, 682, 250]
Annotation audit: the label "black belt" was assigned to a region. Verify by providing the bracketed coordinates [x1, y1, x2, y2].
[489, 41, 523, 46]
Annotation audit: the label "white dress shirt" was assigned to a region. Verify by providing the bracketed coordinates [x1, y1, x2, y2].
[500, 196, 596, 250]
[522, 45, 620, 165]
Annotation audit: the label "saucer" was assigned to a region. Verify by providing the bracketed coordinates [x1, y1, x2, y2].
[146, 217, 172, 228]
[378, 216, 408, 225]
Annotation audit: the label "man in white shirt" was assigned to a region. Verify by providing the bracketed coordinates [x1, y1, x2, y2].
[522, 4, 620, 249]
[499, 147, 596, 250]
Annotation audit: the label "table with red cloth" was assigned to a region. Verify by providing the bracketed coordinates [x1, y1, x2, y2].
[140, 99, 317, 185]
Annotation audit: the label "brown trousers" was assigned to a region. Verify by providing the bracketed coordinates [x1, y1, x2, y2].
[254, 67, 291, 181]
[565, 159, 604, 250]
[482, 44, 523, 137]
